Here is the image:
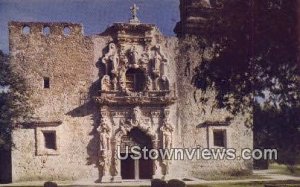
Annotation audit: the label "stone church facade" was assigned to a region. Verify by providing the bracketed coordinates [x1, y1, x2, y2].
[8, 4, 253, 183]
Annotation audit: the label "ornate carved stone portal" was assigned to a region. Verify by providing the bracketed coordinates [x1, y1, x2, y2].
[94, 16, 176, 182]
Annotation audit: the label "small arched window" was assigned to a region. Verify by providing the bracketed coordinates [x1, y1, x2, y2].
[22, 26, 30, 35]
[63, 26, 71, 36]
[43, 26, 50, 35]
[125, 68, 146, 92]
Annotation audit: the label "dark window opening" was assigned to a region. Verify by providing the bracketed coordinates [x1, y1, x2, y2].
[125, 68, 146, 92]
[43, 77, 50, 89]
[213, 130, 226, 147]
[43, 131, 57, 150]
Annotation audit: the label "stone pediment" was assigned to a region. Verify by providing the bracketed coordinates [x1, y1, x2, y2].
[101, 23, 158, 45]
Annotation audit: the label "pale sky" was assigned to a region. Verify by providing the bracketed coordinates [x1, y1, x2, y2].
[0, 0, 180, 53]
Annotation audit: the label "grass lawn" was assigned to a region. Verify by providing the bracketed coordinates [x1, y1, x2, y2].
[200, 174, 269, 181]
[269, 163, 300, 177]
[189, 180, 300, 187]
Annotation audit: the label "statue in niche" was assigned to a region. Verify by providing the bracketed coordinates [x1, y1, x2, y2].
[112, 77, 118, 91]
[101, 75, 111, 91]
[140, 53, 150, 66]
[119, 46, 128, 67]
[102, 43, 119, 75]
[152, 45, 167, 75]
[131, 106, 143, 127]
[129, 45, 139, 68]
[155, 76, 169, 91]
[146, 76, 153, 91]
[97, 119, 112, 152]
[160, 118, 174, 150]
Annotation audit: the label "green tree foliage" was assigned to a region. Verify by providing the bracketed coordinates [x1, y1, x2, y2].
[178, 0, 300, 166]
[188, 0, 299, 111]
[0, 50, 33, 150]
[254, 103, 300, 167]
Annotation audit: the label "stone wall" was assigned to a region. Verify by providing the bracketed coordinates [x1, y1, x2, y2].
[9, 21, 107, 182]
[168, 37, 253, 179]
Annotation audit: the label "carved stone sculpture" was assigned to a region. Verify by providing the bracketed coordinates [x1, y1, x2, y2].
[152, 45, 167, 76]
[146, 76, 153, 91]
[131, 106, 142, 127]
[97, 118, 112, 182]
[102, 43, 119, 75]
[129, 45, 139, 68]
[101, 75, 111, 91]
[112, 77, 118, 91]
[97, 119, 112, 152]
[160, 118, 174, 150]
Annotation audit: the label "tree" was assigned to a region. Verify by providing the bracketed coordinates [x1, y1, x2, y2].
[254, 103, 300, 170]
[177, 0, 300, 166]
[0, 50, 33, 150]
[183, 0, 300, 112]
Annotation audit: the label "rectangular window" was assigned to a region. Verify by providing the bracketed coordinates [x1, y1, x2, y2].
[213, 130, 226, 147]
[43, 131, 57, 150]
[43, 77, 50, 89]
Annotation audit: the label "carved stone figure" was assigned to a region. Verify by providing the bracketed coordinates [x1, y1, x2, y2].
[97, 119, 112, 152]
[140, 52, 149, 66]
[102, 43, 119, 75]
[97, 118, 112, 182]
[152, 45, 167, 75]
[146, 76, 153, 91]
[99, 153, 110, 181]
[160, 118, 174, 149]
[129, 46, 139, 67]
[101, 75, 111, 91]
[119, 46, 128, 67]
[131, 106, 142, 126]
[112, 77, 118, 91]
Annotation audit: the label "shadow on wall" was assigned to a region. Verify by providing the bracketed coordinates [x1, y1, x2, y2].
[0, 149, 12, 183]
[66, 55, 107, 182]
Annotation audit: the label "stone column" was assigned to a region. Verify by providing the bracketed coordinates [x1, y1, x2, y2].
[152, 138, 162, 179]
[99, 106, 112, 183]
[112, 139, 122, 182]
[100, 151, 111, 182]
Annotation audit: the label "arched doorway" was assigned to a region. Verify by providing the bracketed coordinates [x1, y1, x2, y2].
[120, 127, 153, 180]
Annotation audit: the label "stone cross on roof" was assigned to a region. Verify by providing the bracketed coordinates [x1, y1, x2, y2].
[129, 4, 140, 24]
